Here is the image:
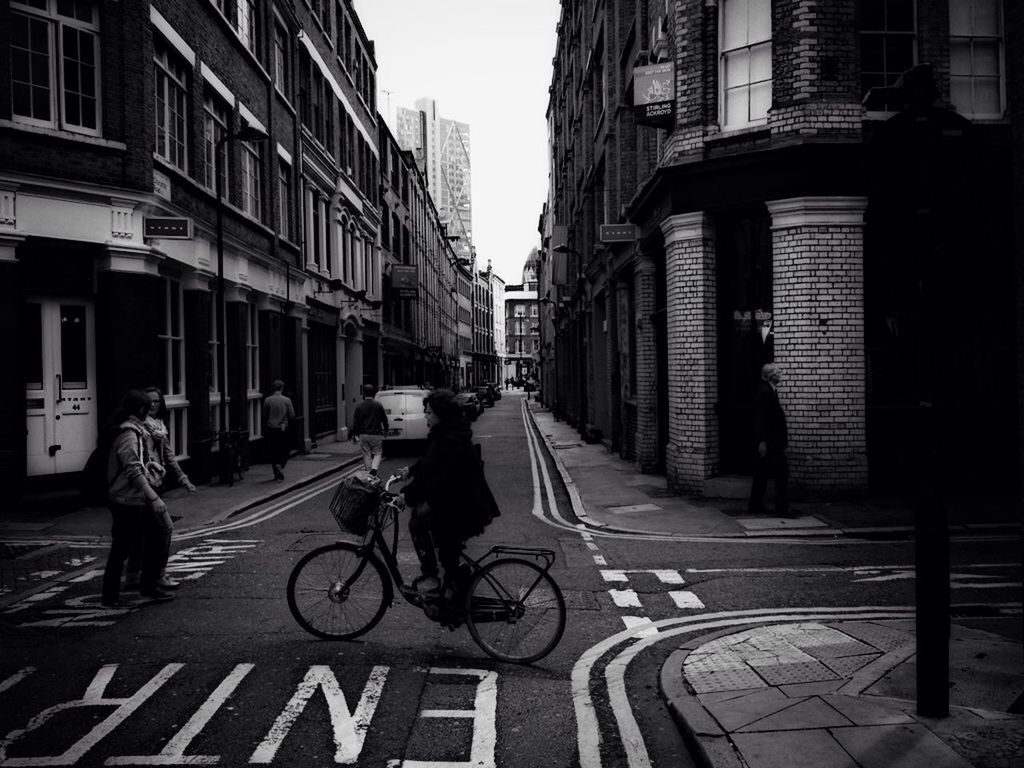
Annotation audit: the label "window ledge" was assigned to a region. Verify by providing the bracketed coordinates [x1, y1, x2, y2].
[0, 120, 127, 150]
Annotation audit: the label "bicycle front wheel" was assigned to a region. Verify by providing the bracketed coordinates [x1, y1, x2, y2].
[465, 558, 566, 663]
[287, 543, 392, 640]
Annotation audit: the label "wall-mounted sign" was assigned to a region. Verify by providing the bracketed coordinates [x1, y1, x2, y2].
[633, 62, 674, 126]
[143, 216, 192, 239]
[153, 170, 171, 201]
[391, 264, 419, 298]
[600, 223, 638, 243]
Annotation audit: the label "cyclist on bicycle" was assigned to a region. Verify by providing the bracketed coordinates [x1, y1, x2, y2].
[397, 389, 500, 597]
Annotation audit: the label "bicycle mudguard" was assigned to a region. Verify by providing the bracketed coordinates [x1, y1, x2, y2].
[477, 546, 556, 571]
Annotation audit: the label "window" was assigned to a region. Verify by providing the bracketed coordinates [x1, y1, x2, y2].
[245, 304, 262, 439]
[860, 0, 915, 103]
[203, 94, 230, 192]
[237, 0, 258, 57]
[274, 21, 290, 99]
[949, 0, 1003, 118]
[10, 0, 100, 134]
[157, 277, 188, 458]
[241, 140, 262, 220]
[720, 0, 771, 129]
[154, 37, 189, 171]
[278, 159, 292, 240]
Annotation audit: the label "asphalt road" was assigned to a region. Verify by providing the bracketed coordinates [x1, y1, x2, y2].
[1, 393, 1019, 767]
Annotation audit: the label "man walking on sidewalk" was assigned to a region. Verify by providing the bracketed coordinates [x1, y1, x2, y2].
[748, 363, 790, 516]
[350, 384, 389, 476]
[263, 380, 295, 481]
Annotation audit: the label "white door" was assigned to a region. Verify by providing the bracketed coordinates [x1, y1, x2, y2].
[25, 299, 98, 476]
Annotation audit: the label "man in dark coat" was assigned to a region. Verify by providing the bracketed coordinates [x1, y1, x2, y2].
[398, 389, 500, 596]
[748, 363, 790, 515]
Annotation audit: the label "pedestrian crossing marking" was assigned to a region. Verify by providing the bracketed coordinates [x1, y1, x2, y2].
[669, 591, 705, 610]
[609, 589, 642, 608]
[593, 555, 607, 566]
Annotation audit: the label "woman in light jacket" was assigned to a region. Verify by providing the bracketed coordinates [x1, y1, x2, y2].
[100, 389, 175, 607]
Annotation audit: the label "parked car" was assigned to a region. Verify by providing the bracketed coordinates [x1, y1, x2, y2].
[375, 387, 431, 451]
[483, 382, 501, 401]
[473, 385, 495, 407]
[455, 391, 482, 421]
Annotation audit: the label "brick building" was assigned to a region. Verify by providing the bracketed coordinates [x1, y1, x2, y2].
[0, 0, 464, 506]
[545, 0, 1020, 498]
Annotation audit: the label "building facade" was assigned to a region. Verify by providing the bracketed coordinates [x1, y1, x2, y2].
[0, 0, 465, 506]
[395, 98, 473, 263]
[504, 250, 540, 384]
[545, 0, 1020, 499]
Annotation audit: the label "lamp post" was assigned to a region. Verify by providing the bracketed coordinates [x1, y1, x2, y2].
[215, 123, 268, 447]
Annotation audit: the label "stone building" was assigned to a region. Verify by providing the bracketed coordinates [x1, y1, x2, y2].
[545, 0, 1020, 498]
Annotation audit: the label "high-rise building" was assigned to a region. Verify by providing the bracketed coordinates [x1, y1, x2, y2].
[395, 98, 473, 263]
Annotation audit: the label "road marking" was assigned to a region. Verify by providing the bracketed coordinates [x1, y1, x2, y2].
[106, 664, 255, 765]
[593, 555, 607, 566]
[250, 665, 388, 764]
[669, 591, 705, 610]
[392, 668, 498, 768]
[0, 663, 183, 766]
[620, 617, 657, 637]
[0, 669, 34, 695]
[600, 570, 628, 582]
[586, 542, 599, 551]
[572, 606, 916, 768]
[609, 589, 641, 608]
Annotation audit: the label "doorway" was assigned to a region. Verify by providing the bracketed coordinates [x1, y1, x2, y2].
[24, 299, 97, 475]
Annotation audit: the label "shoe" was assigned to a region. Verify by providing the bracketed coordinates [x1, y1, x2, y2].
[156, 576, 180, 590]
[412, 575, 441, 596]
[101, 598, 128, 609]
[139, 587, 175, 601]
[123, 579, 141, 591]
[272, 465, 284, 481]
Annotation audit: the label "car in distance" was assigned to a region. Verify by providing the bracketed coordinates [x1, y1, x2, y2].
[375, 387, 431, 451]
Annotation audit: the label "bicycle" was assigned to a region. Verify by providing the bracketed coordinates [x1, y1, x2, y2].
[286, 474, 567, 663]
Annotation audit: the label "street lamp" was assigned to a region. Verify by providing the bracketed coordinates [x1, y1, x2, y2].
[215, 122, 268, 442]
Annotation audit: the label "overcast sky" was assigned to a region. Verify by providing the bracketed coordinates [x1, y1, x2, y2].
[354, 0, 561, 285]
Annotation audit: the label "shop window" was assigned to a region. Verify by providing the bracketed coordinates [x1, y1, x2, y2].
[157, 277, 188, 458]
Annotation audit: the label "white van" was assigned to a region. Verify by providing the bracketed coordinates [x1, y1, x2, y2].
[375, 388, 431, 448]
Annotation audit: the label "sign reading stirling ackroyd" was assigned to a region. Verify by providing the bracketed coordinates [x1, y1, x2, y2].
[633, 62, 674, 126]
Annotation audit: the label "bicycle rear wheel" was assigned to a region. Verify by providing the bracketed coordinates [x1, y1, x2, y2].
[287, 543, 392, 640]
[465, 558, 566, 663]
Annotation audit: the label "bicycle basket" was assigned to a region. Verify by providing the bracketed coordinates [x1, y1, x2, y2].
[329, 473, 381, 534]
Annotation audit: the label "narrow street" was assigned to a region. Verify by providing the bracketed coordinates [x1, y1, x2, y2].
[2, 392, 1020, 766]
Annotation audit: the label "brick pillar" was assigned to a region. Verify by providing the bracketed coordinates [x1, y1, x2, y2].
[633, 254, 659, 472]
[607, 277, 622, 452]
[660, 212, 718, 494]
[766, 197, 869, 493]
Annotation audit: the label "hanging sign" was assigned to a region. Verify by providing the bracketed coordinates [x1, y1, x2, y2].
[391, 264, 419, 298]
[633, 62, 674, 126]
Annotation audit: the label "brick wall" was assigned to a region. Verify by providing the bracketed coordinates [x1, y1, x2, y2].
[633, 255, 659, 471]
[767, 197, 868, 493]
[661, 212, 718, 493]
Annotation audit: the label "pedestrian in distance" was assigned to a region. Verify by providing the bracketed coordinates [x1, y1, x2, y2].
[124, 386, 195, 592]
[350, 384, 389, 477]
[100, 388, 176, 607]
[396, 389, 500, 598]
[263, 379, 296, 481]
[748, 363, 791, 516]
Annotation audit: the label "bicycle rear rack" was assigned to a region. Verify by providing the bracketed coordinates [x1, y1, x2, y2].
[480, 546, 555, 572]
